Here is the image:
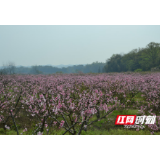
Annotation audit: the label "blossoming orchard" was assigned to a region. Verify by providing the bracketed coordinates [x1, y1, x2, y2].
[0, 73, 160, 135]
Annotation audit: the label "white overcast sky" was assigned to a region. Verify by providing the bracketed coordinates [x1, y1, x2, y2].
[1, 25, 160, 66]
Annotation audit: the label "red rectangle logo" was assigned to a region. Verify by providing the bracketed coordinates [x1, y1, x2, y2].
[115, 115, 137, 125]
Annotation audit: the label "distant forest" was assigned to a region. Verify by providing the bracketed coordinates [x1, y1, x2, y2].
[104, 42, 160, 72]
[0, 42, 160, 75]
[15, 62, 105, 74]
[0, 62, 105, 74]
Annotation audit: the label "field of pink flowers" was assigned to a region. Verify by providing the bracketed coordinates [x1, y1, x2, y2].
[0, 73, 160, 135]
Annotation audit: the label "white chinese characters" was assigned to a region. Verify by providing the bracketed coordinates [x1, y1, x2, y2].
[135, 115, 156, 124]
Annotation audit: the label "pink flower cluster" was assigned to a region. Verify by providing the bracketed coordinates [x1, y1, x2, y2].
[59, 120, 65, 128]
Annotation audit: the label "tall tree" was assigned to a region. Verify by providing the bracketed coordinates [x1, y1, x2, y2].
[2, 62, 16, 75]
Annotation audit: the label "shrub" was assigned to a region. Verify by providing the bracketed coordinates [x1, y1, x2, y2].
[0, 128, 5, 134]
[134, 69, 142, 72]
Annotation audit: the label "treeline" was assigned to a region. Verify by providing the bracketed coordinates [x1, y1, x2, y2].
[0, 62, 105, 75]
[1, 42, 160, 75]
[104, 42, 160, 72]
[29, 62, 105, 74]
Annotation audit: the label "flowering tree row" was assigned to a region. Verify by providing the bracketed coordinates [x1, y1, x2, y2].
[0, 73, 160, 135]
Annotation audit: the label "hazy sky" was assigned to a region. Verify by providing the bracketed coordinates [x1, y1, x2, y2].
[0, 25, 160, 66]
